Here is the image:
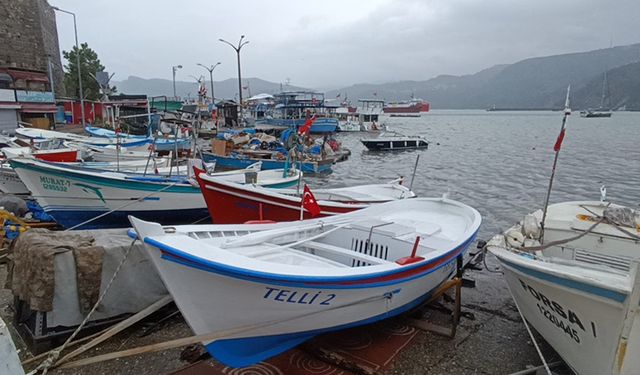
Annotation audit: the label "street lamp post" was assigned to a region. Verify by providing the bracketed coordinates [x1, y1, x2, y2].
[53, 6, 85, 126]
[219, 35, 249, 108]
[197, 62, 221, 103]
[172, 65, 182, 99]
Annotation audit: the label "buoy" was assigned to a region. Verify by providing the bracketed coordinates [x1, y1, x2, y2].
[505, 229, 525, 248]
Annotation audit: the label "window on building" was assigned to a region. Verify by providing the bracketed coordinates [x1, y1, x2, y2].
[12, 78, 27, 90]
[0, 73, 12, 89]
[28, 81, 46, 91]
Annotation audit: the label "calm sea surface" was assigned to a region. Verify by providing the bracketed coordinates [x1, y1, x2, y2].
[308, 110, 640, 241]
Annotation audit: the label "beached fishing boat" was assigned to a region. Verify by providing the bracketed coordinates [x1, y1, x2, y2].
[64, 142, 154, 162]
[10, 158, 302, 229]
[195, 172, 415, 223]
[2, 146, 80, 162]
[129, 197, 481, 367]
[0, 164, 29, 195]
[84, 126, 148, 139]
[361, 132, 429, 151]
[16, 127, 152, 149]
[84, 126, 193, 151]
[202, 151, 333, 174]
[486, 201, 640, 375]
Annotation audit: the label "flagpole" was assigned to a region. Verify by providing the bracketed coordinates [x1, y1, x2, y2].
[540, 85, 571, 243]
[300, 184, 305, 220]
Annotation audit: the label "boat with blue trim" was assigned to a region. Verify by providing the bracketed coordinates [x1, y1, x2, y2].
[202, 151, 333, 174]
[487, 201, 640, 375]
[254, 91, 338, 133]
[9, 158, 301, 229]
[129, 197, 481, 367]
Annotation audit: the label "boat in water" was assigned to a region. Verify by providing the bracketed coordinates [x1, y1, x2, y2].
[195, 172, 415, 223]
[487, 201, 640, 375]
[383, 98, 430, 117]
[202, 151, 334, 174]
[129, 197, 481, 367]
[580, 72, 613, 118]
[9, 158, 301, 229]
[360, 131, 429, 151]
[254, 91, 338, 133]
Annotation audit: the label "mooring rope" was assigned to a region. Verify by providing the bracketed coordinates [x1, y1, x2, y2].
[30, 239, 138, 375]
[504, 282, 553, 375]
[59, 289, 398, 370]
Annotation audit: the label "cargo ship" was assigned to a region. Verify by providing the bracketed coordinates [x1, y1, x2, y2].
[383, 98, 430, 117]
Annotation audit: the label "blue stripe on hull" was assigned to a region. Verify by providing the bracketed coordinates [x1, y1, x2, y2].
[499, 258, 627, 303]
[49, 208, 210, 230]
[204, 277, 449, 367]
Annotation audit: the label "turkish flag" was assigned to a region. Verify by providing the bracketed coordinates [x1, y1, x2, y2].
[302, 184, 321, 217]
[298, 115, 316, 136]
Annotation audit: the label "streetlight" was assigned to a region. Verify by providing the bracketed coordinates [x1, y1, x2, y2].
[53, 6, 85, 126]
[197, 62, 221, 103]
[219, 35, 249, 108]
[172, 65, 182, 99]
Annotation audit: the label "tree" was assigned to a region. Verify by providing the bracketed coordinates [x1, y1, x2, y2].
[62, 43, 115, 100]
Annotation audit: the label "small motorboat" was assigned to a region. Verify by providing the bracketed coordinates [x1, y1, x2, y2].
[129, 197, 481, 367]
[360, 131, 429, 151]
[487, 201, 640, 375]
[195, 171, 415, 224]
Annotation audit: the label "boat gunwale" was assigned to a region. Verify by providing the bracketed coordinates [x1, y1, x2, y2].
[137, 226, 478, 288]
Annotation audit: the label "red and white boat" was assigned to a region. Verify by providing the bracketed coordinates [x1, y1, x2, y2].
[383, 98, 430, 117]
[2, 146, 79, 162]
[195, 172, 416, 224]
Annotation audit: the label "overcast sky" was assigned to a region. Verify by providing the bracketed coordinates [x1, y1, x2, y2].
[52, 0, 640, 89]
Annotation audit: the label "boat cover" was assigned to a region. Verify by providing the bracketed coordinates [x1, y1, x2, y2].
[8, 228, 168, 328]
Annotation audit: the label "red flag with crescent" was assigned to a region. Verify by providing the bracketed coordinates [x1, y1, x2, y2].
[298, 115, 316, 136]
[302, 184, 321, 217]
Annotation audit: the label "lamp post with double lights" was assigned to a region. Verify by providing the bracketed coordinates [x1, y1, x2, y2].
[219, 35, 249, 108]
[52, 6, 85, 125]
[197, 62, 221, 103]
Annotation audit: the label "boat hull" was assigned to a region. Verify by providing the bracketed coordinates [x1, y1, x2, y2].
[140, 234, 470, 367]
[196, 177, 360, 224]
[10, 159, 208, 229]
[491, 249, 630, 375]
[361, 139, 429, 151]
[202, 152, 332, 174]
[0, 166, 29, 195]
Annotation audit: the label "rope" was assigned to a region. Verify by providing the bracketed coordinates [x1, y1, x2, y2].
[30, 239, 137, 374]
[518, 217, 606, 252]
[59, 290, 398, 370]
[64, 181, 180, 231]
[504, 281, 553, 375]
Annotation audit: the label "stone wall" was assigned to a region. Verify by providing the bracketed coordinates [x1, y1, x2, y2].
[0, 0, 65, 96]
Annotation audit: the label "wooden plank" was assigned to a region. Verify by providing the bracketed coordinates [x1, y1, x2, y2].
[54, 294, 173, 367]
[21, 330, 104, 367]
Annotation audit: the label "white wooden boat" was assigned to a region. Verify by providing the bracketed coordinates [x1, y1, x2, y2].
[15, 127, 152, 149]
[0, 163, 29, 195]
[487, 201, 640, 375]
[64, 141, 154, 162]
[129, 197, 481, 367]
[10, 158, 301, 229]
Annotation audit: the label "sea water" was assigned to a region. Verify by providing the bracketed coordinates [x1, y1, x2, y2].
[311, 110, 640, 241]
